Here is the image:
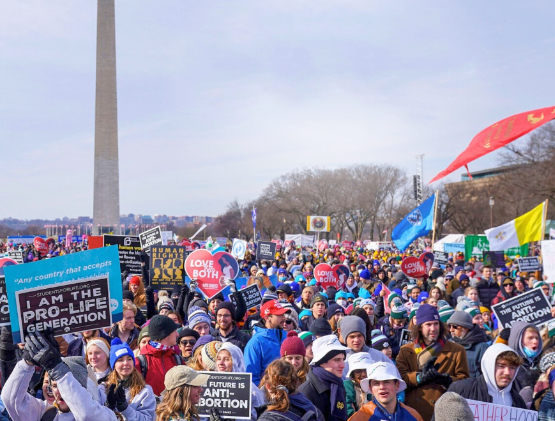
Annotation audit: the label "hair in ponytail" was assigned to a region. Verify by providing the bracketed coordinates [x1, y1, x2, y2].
[259, 360, 298, 413]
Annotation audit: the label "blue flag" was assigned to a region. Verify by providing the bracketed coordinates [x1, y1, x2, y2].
[252, 208, 257, 229]
[392, 193, 436, 251]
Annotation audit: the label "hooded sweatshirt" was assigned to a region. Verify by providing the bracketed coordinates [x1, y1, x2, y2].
[217, 342, 265, 420]
[481, 343, 520, 406]
[508, 321, 543, 397]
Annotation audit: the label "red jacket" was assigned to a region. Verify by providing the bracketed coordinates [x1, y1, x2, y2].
[136, 343, 181, 396]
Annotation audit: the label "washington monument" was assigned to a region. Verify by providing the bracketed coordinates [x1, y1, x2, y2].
[92, 0, 120, 235]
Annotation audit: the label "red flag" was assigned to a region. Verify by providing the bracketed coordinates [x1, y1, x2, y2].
[381, 281, 392, 315]
[430, 106, 555, 184]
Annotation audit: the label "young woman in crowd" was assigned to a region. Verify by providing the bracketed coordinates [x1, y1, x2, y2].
[280, 331, 310, 384]
[100, 338, 156, 420]
[86, 337, 111, 383]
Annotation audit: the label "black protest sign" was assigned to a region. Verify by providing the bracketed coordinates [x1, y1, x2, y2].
[0, 278, 10, 326]
[483, 251, 505, 269]
[139, 226, 163, 254]
[149, 245, 186, 289]
[230, 284, 263, 310]
[15, 276, 112, 341]
[256, 241, 276, 261]
[400, 329, 412, 346]
[433, 251, 448, 265]
[517, 257, 541, 272]
[197, 372, 252, 420]
[103, 235, 142, 275]
[492, 288, 552, 329]
[8, 251, 23, 264]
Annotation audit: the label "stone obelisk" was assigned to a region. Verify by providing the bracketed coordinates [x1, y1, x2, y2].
[93, 0, 120, 235]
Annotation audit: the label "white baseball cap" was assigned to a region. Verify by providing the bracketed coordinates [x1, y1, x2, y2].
[311, 334, 349, 365]
[360, 361, 406, 393]
[346, 352, 374, 378]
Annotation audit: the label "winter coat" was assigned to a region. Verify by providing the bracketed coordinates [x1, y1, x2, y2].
[344, 380, 371, 418]
[109, 324, 141, 350]
[244, 325, 286, 386]
[396, 339, 469, 421]
[539, 389, 555, 421]
[475, 279, 499, 309]
[377, 316, 407, 359]
[98, 383, 156, 421]
[508, 321, 543, 406]
[447, 343, 526, 408]
[298, 370, 343, 421]
[490, 288, 517, 307]
[348, 400, 423, 421]
[1, 360, 118, 421]
[451, 287, 466, 307]
[212, 325, 251, 352]
[258, 393, 322, 421]
[136, 343, 183, 396]
[450, 324, 489, 378]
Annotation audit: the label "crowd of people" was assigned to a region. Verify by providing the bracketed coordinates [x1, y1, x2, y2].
[1, 238, 555, 421]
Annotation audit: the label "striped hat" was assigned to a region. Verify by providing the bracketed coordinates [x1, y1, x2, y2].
[464, 307, 481, 318]
[360, 299, 375, 308]
[371, 329, 390, 351]
[390, 305, 408, 320]
[534, 280, 547, 289]
[201, 341, 223, 371]
[409, 303, 421, 321]
[438, 303, 455, 323]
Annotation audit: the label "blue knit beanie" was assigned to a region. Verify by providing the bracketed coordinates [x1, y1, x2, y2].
[359, 269, 372, 280]
[415, 304, 440, 325]
[110, 338, 135, 369]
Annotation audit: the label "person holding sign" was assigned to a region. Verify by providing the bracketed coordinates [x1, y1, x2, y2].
[447, 343, 526, 408]
[2, 331, 118, 421]
[99, 338, 156, 420]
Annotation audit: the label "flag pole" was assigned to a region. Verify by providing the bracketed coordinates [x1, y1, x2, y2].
[542, 199, 549, 242]
[431, 190, 439, 245]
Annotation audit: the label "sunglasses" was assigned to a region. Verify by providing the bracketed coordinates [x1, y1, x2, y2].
[449, 324, 462, 330]
[285, 320, 294, 325]
[180, 340, 196, 346]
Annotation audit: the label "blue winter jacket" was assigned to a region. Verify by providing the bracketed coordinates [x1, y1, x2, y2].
[244, 325, 286, 385]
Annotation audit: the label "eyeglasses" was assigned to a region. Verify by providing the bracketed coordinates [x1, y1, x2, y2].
[285, 320, 294, 325]
[180, 340, 196, 346]
[449, 324, 461, 330]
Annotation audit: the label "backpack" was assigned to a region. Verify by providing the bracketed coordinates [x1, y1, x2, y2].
[137, 353, 185, 379]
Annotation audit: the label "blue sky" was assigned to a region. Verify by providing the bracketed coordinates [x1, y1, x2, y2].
[1, 1, 554, 219]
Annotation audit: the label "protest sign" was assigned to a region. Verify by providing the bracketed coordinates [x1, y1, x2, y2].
[197, 372, 252, 420]
[401, 252, 435, 278]
[306, 216, 331, 232]
[230, 284, 262, 310]
[3, 246, 123, 343]
[231, 239, 247, 259]
[491, 288, 552, 329]
[103, 235, 142, 275]
[161, 231, 173, 245]
[432, 251, 448, 265]
[150, 245, 186, 289]
[542, 240, 555, 283]
[517, 257, 541, 272]
[0, 258, 18, 277]
[256, 241, 276, 261]
[466, 399, 537, 421]
[16, 276, 111, 341]
[87, 236, 104, 249]
[34, 237, 49, 256]
[0, 278, 9, 326]
[483, 251, 505, 269]
[139, 226, 163, 253]
[443, 242, 465, 254]
[313, 263, 350, 289]
[400, 329, 412, 346]
[7, 251, 23, 264]
[185, 250, 239, 298]
[7, 235, 45, 245]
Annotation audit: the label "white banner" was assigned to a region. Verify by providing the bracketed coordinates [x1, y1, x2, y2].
[231, 239, 248, 259]
[285, 234, 315, 247]
[542, 240, 555, 283]
[466, 399, 537, 421]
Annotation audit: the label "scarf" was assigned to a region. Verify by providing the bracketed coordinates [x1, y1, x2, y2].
[414, 338, 445, 369]
[149, 340, 172, 351]
[312, 367, 346, 421]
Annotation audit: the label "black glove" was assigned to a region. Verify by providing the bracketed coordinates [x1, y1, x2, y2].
[499, 328, 511, 342]
[210, 408, 223, 421]
[419, 367, 442, 385]
[115, 382, 128, 412]
[105, 384, 117, 410]
[145, 286, 153, 296]
[436, 373, 453, 388]
[25, 331, 62, 371]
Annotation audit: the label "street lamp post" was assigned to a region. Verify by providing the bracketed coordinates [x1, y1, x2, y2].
[489, 196, 495, 228]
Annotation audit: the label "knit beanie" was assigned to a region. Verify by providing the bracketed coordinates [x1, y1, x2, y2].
[280, 331, 306, 357]
[539, 352, 555, 373]
[434, 392, 474, 421]
[325, 287, 338, 301]
[137, 326, 150, 344]
[327, 303, 345, 319]
[446, 311, 474, 330]
[438, 304, 455, 323]
[415, 304, 439, 325]
[339, 316, 366, 341]
[188, 297, 209, 313]
[86, 338, 110, 360]
[188, 308, 212, 330]
[534, 280, 547, 289]
[479, 306, 490, 315]
[359, 299, 375, 309]
[122, 290, 134, 301]
[129, 276, 140, 286]
[417, 292, 429, 303]
[359, 269, 371, 280]
[148, 314, 180, 341]
[109, 338, 136, 369]
[262, 288, 278, 304]
[299, 331, 317, 348]
[390, 305, 408, 320]
[62, 356, 89, 388]
[309, 318, 332, 337]
[388, 293, 402, 307]
[201, 341, 222, 371]
[158, 300, 175, 312]
[311, 293, 329, 308]
[409, 303, 421, 321]
[464, 307, 480, 318]
[299, 309, 312, 320]
[192, 334, 214, 354]
[215, 301, 236, 321]
[178, 328, 200, 342]
[371, 329, 390, 351]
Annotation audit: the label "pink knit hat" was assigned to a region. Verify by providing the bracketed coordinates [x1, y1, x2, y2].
[280, 331, 306, 357]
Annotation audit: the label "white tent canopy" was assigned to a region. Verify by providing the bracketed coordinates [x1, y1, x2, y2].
[433, 234, 465, 252]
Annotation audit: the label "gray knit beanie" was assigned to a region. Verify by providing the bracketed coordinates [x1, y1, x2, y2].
[446, 311, 474, 330]
[434, 392, 474, 421]
[338, 316, 366, 341]
[62, 356, 88, 388]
